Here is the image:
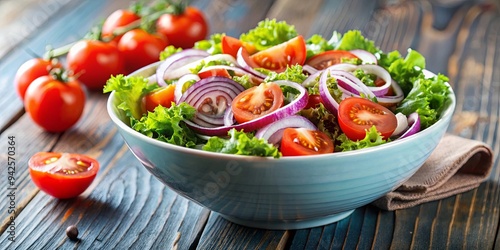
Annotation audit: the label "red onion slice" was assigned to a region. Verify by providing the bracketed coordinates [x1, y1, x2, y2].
[302, 64, 319, 75]
[156, 49, 209, 86]
[398, 112, 421, 139]
[184, 80, 308, 136]
[376, 79, 404, 105]
[349, 49, 377, 64]
[318, 70, 341, 113]
[255, 115, 317, 145]
[302, 70, 323, 88]
[174, 74, 200, 103]
[356, 64, 392, 96]
[198, 65, 263, 86]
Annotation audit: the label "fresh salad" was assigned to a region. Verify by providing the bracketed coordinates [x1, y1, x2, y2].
[104, 19, 451, 158]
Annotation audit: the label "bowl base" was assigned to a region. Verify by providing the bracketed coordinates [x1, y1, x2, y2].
[216, 210, 355, 230]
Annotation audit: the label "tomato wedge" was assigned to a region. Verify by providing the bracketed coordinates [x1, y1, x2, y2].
[231, 82, 284, 124]
[198, 68, 231, 79]
[250, 35, 307, 72]
[337, 97, 397, 141]
[143, 84, 176, 112]
[280, 128, 334, 156]
[221, 35, 257, 58]
[306, 50, 359, 70]
[28, 152, 99, 199]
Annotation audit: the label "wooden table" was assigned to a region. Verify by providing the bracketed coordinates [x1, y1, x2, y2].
[1, 0, 499, 249]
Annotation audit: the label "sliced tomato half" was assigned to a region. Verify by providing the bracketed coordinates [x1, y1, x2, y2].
[143, 84, 176, 112]
[250, 35, 307, 72]
[221, 35, 257, 58]
[198, 68, 231, 79]
[280, 128, 334, 156]
[28, 152, 100, 199]
[337, 97, 397, 141]
[306, 50, 359, 70]
[231, 82, 284, 123]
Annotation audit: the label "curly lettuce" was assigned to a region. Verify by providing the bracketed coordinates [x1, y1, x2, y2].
[240, 19, 298, 51]
[203, 129, 281, 158]
[378, 49, 426, 96]
[336, 126, 387, 152]
[193, 33, 224, 55]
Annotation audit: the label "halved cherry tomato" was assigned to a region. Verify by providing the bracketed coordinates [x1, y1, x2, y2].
[143, 84, 176, 112]
[118, 29, 169, 73]
[14, 58, 61, 100]
[156, 6, 208, 49]
[28, 152, 99, 199]
[280, 128, 334, 156]
[304, 94, 323, 109]
[67, 40, 126, 90]
[306, 50, 359, 70]
[250, 35, 307, 72]
[231, 82, 284, 124]
[24, 75, 85, 132]
[198, 68, 231, 79]
[221, 35, 257, 58]
[101, 9, 141, 43]
[337, 97, 397, 141]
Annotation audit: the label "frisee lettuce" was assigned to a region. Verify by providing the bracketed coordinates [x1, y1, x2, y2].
[202, 129, 281, 158]
[240, 19, 298, 51]
[104, 75, 158, 120]
[336, 126, 387, 152]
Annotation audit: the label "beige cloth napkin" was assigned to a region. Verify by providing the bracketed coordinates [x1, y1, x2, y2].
[372, 134, 494, 211]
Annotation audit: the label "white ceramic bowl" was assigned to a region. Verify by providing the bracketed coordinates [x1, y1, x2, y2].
[107, 63, 456, 230]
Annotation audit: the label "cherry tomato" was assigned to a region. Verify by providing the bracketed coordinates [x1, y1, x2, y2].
[101, 9, 141, 43]
[280, 128, 334, 156]
[231, 82, 283, 124]
[24, 75, 85, 132]
[156, 6, 208, 49]
[14, 58, 61, 100]
[304, 94, 323, 109]
[337, 97, 397, 141]
[66, 40, 126, 90]
[198, 68, 231, 79]
[143, 84, 176, 112]
[221, 35, 256, 58]
[28, 152, 99, 199]
[249, 35, 306, 72]
[118, 29, 169, 73]
[306, 50, 359, 70]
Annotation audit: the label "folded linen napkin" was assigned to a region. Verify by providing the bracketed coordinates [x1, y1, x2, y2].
[372, 134, 494, 211]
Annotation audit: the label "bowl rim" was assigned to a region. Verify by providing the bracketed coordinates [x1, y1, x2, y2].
[106, 65, 456, 162]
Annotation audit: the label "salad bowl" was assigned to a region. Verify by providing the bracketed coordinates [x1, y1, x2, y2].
[107, 62, 456, 230]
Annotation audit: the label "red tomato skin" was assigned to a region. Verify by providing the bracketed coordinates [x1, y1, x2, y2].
[14, 58, 60, 100]
[280, 128, 334, 156]
[67, 40, 126, 90]
[156, 6, 208, 49]
[250, 35, 307, 72]
[198, 68, 231, 79]
[143, 84, 176, 112]
[118, 29, 169, 73]
[221, 35, 256, 58]
[304, 94, 323, 109]
[306, 50, 359, 70]
[28, 152, 99, 199]
[101, 9, 141, 43]
[24, 76, 86, 133]
[337, 97, 397, 141]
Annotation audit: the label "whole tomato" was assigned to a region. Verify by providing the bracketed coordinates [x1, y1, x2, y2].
[101, 9, 141, 43]
[24, 74, 86, 132]
[118, 29, 169, 73]
[14, 58, 61, 100]
[156, 6, 208, 49]
[66, 40, 126, 90]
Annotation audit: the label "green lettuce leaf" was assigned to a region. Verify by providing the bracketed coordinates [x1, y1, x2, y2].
[131, 103, 201, 148]
[202, 129, 281, 158]
[264, 65, 308, 84]
[240, 19, 298, 51]
[334, 30, 380, 54]
[103, 75, 158, 120]
[378, 49, 426, 96]
[306, 34, 334, 58]
[159, 45, 183, 61]
[395, 73, 450, 129]
[299, 104, 341, 141]
[193, 33, 224, 55]
[336, 126, 387, 152]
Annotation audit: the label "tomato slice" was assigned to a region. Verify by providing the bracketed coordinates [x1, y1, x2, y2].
[143, 84, 176, 112]
[221, 35, 257, 58]
[280, 128, 334, 156]
[250, 35, 307, 72]
[28, 152, 99, 199]
[337, 97, 397, 141]
[306, 50, 359, 70]
[304, 94, 324, 109]
[198, 68, 231, 79]
[231, 82, 284, 124]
